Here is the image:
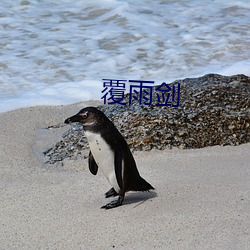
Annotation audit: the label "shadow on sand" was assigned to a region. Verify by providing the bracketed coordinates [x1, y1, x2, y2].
[123, 190, 157, 208]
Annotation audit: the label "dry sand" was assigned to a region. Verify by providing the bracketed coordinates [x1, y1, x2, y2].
[0, 102, 249, 249]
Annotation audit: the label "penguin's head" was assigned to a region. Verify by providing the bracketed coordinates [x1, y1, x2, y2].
[65, 107, 109, 129]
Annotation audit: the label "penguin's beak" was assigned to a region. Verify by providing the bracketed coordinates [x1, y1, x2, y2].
[64, 114, 81, 124]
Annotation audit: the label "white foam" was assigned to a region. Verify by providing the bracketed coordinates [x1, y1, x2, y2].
[219, 60, 250, 76]
[0, 0, 249, 112]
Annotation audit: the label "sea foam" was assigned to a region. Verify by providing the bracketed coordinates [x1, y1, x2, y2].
[0, 0, 249, 112]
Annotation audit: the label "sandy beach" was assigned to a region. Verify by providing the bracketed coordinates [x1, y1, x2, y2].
[0, 102, 249, 249]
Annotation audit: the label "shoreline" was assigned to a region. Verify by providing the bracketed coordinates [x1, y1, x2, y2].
[0, 102, 249, 249]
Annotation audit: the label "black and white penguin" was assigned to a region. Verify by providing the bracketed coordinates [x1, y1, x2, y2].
[65, 107, 154, 209]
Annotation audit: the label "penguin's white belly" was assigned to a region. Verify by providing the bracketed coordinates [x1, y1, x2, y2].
[85, 131, 120, 193]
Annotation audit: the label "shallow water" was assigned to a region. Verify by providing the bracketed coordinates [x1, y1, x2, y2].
[0, 0, 249, 112]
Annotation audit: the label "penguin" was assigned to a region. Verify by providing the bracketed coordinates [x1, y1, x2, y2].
[65, 107, 154, 209]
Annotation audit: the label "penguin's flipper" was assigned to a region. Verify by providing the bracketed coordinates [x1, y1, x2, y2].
[88, 151, 98, 175]
[105, 187, 118, 198]
[114, 146, 124, 190]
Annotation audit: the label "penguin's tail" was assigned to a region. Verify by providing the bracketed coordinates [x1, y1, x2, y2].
[132, 176, 154, 192]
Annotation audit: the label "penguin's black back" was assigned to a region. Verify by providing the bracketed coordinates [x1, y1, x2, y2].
[98, 113, 154, 192]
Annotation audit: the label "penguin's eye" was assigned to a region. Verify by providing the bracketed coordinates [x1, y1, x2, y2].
[79, 112, 88, 119]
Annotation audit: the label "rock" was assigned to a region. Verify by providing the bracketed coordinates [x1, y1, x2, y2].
[43, 74, 250, 164]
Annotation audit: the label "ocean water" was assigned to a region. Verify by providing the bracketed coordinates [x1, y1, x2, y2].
[0, 0, 249, 112]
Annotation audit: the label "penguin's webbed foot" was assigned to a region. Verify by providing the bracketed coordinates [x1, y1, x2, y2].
[105, 187, 118, 198]
[101, 196, 124, 209]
